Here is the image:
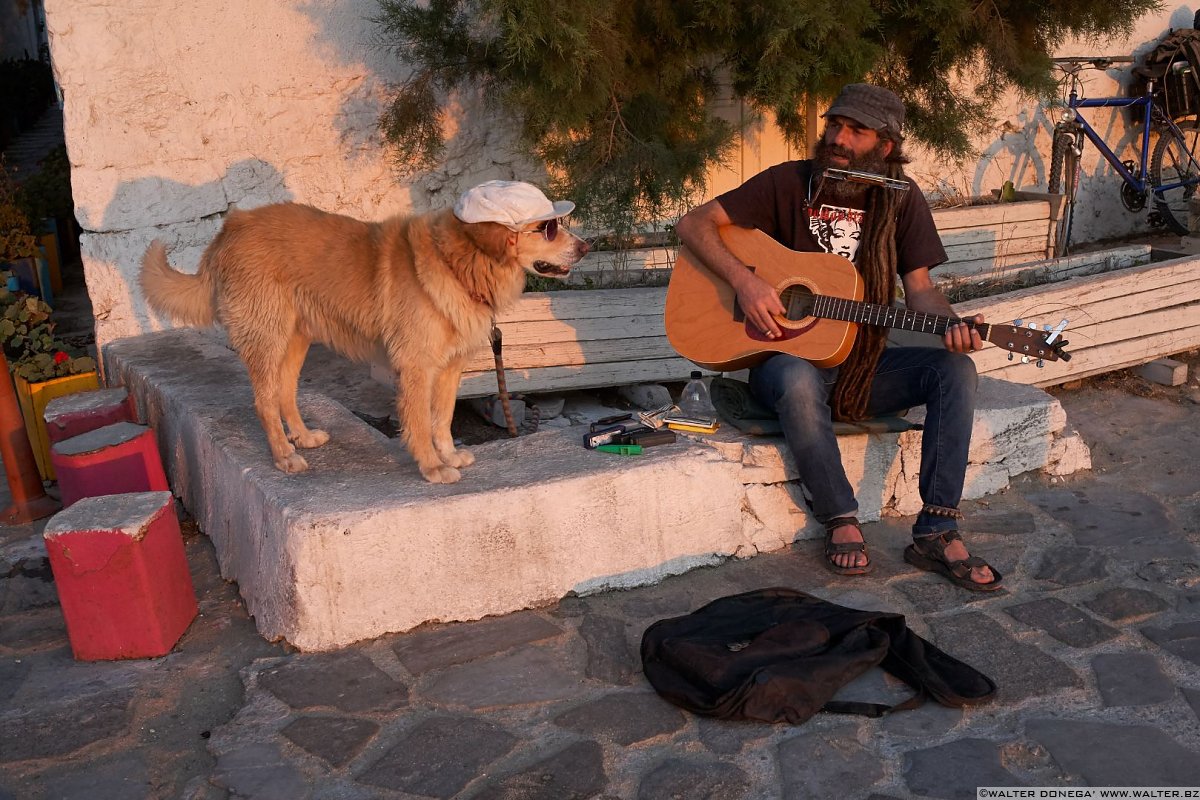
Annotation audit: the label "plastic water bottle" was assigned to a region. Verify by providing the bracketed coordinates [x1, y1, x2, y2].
[678, 371, 715, 418]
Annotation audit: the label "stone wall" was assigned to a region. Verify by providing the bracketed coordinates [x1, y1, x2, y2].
[42, 0, 1187, 350]
[43, 0, 539, 347]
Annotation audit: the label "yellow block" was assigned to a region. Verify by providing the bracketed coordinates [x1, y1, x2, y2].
[13, 371, 100, 480]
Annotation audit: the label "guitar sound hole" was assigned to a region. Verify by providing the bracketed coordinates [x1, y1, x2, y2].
[779, 285, 814, 322]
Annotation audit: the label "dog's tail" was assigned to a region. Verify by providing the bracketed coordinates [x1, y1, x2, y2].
[140, 240, 216, 327]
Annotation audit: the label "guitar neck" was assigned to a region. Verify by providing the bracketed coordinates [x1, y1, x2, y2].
[812, 294, 990, 341]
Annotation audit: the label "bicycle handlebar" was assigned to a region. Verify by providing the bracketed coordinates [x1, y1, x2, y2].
[1051, 56, 1136, 70]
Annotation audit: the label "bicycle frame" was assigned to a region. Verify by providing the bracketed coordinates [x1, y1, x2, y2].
[1063, 80, 1198, 198]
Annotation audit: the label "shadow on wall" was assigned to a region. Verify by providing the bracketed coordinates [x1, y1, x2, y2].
[970, 87, 1143, 199]
[971, 107, 1057, 196]
[292, 0, 543, 211]
[291, 1, 407, 175]
[1161, 6, 1199, 39]
[84, 159, 293, 342]
[85, 158, 291, 235]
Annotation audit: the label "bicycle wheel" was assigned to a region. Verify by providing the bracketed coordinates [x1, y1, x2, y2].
[1048, 129, 1070, 193]
[1049, 130, 1079, 256]
[1149, 118, 1200, 235]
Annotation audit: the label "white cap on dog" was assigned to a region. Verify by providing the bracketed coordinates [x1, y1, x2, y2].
[453, 180, 575, 230]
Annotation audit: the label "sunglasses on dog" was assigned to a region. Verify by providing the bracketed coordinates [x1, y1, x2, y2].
[520, 218, 559, 242]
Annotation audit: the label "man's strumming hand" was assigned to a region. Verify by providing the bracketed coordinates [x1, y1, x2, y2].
[733, 272, 786, 339]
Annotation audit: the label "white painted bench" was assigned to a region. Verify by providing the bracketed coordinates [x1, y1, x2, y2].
[438, 200, 1057, 397]
[957, 250, 1200, 387]
[933, 196, 1056, 278]
[429, 203, 1180, 400]
[454, 287, 693, 397]
[566, 197, 1057, 285]
[374, 198, 1185, 399]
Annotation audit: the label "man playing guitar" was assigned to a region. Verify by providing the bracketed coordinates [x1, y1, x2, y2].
[674, 83, 1001, 590]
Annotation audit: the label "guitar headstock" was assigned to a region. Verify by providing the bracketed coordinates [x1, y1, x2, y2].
[988, 319, 1072, 365]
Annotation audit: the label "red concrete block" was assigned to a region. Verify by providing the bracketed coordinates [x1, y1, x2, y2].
[50, 421, 169, 508]
[44, 386, 137, 445]
[43, 491, 198, 660]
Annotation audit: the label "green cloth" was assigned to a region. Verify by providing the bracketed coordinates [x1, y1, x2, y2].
[709, 376, 919, 437]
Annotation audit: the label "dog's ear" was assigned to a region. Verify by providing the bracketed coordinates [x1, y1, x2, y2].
[461, 221, 515, 261]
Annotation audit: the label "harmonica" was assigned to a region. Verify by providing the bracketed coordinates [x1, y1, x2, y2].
[822, 168, 910, 192]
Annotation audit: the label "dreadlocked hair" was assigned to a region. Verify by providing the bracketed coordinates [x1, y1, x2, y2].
[828, 148, 908, 421]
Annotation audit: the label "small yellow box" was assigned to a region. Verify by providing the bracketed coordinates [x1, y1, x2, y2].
[13, 371, 100, 480]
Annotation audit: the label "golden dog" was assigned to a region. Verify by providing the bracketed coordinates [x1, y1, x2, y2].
[140, 200, 588, 483]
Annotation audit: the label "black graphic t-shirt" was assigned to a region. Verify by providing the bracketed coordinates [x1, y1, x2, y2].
[716, 160, 947, 276]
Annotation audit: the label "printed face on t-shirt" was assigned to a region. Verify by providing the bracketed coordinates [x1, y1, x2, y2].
[808, 205, 864, 262]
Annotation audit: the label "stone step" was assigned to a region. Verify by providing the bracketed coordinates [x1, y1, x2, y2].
[103, 329, 1089, 650]
[43, 490, 198, 661]
[44, 386, 137, 444]
[50, 420, 170, 508]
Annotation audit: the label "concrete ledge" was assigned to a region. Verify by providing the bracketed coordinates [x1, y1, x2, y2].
[104, 329, 1089, 650]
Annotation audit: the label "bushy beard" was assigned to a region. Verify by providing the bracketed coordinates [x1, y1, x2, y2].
[812, 138, 891, 205]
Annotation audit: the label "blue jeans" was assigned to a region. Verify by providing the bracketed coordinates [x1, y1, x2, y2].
[749, 347, 978, 538]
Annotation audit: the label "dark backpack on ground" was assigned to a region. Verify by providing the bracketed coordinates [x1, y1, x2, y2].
[640, 587, 996, 724]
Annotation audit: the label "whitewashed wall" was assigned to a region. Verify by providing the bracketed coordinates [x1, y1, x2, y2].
[43, 0, 1191, 349]
[43, 0, 538, 347]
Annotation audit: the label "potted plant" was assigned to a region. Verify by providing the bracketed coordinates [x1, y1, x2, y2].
[0, 291, 56, 360]
[1, 289, 98, 479]
[1, 194, 39, 274]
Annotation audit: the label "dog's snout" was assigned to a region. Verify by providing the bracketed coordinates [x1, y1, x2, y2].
[577, 239, 591, 257]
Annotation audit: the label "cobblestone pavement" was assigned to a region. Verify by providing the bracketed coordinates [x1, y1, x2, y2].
[2, 361, 1200, 799]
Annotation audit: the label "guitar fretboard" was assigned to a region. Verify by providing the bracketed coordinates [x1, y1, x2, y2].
[811, 295, 992, 340]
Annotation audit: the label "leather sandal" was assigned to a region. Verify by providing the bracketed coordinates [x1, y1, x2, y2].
[824, 516, 873, 576]
[904, 530, 1003, 592]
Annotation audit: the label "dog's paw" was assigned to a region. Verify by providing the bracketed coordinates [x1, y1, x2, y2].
[443, 448, 475, 469]
[421, 464, 462, 484]
[275, 453, 310, 473]
[292, 429, 330, 449]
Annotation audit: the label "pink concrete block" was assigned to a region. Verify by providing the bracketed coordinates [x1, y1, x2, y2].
[50, 421, 169, 508]
[43, 491, 198, 660]
[44, 386, 137, 445]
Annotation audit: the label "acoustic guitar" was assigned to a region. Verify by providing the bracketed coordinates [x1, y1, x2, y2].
[664, 226, 1072, 372]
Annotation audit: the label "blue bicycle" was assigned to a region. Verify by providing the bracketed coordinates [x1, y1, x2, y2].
[1048, 55, 1200, 254]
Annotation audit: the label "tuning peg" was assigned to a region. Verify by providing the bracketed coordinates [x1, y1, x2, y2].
[1007, 353, 1015, 361]
[1013, 319, 1023, 327]
[1021, 355, 1031, 364]
[1027, 321, 1038, 329]
[1036, 359, 1045, 368]
[1044, 319, 1069, 345]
